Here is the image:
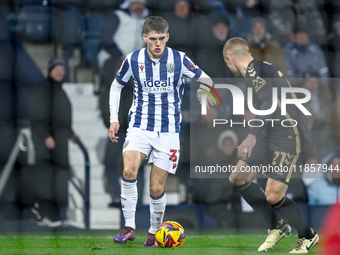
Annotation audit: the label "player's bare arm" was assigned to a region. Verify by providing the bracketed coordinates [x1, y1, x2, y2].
[109, 122, 120, 143]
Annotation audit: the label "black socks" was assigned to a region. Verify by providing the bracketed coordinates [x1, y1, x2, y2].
[235, 182, 282, 229]
[272, 197, 314, 239]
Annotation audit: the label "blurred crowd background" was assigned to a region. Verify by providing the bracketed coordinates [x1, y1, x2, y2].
[0, 0, 340, 229]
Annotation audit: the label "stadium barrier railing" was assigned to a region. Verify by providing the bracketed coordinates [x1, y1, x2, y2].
[0, 128, 91, 229]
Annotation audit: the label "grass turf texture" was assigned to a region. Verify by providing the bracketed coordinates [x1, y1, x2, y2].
[0, 229, 320, 254]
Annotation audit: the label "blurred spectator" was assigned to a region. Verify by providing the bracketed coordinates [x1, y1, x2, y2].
[192, 0, 215, 15]
[299, 72, 334, 159]
[147, 0, 213, 15]
[22, 58, 77, 224]
[190, 107, 225, 167]
[269, 0, 326, 44]
[204, 129, 239, 228]
[220, 0, 269, 39]
[58, 1, 87, 81]
[194, 13, 233, 77]
[300, 72, 332, 120]
[283, 24, 329, 82]
[87, 0, 124, 14]
[323, 21, 340, 79]
[317, 0, 340, 36]
[162, 0, 196, 60]
[97, 0, 148, 83]
[217, 129, 239, 166]
[221, 0, 268, 17]
[208, 0, 237, 35]
[303, 156, 340, 205]
[247, 17, 287, 76]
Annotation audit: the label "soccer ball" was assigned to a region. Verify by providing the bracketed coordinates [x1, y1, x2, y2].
[155, 221, 185, 248]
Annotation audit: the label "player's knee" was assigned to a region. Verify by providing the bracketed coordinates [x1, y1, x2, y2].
[123, 166, 138, 180]
[265, 193, 283, 205]
[229, 176, 237, 186]
[149, 183, 164, 197]
[229, 175, 251, 186]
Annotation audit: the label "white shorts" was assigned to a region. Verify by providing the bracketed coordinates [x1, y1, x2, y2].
[122, 127, 180, 174]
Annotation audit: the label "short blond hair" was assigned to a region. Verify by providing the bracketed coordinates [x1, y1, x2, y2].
[223, 37, 250, 58]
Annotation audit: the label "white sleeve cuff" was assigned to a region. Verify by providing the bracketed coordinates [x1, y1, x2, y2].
[196, 70, 213, 93]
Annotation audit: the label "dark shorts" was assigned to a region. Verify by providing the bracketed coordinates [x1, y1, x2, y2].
[242, 136, 304, 184]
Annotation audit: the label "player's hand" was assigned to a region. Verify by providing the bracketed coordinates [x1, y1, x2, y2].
[109, 122, 120, 143]
[197, 91, 215, 109]
[237, 134, 256, 160]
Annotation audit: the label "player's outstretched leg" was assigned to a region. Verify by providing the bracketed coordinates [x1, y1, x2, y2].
[230, 180, 286, 252]
[114, 226, 136, 244]
[258, 220, 291, 252]
[289, 233, 319, 253]
[271, 196, 318, 253]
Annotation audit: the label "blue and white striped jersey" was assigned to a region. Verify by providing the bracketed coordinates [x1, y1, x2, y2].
[110, 46, 209, 133]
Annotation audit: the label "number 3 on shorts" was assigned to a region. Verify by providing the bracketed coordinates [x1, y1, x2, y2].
[169, 149, 180, 163]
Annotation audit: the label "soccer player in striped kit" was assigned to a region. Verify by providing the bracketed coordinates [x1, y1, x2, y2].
[110, 16, 213, 247]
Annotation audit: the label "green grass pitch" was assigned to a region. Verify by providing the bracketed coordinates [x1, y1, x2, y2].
[0, 229, 320, 254]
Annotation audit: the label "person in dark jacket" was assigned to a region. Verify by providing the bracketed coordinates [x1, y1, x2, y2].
[283, 23, 329, 83]
[22, 57, 76, 224]
[194, 13, 233, 78]
[247, 17, 287, 77]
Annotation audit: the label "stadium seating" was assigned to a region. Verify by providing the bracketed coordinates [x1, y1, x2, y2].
[16, 1, 56, 42]
[78, 13, 104, 66]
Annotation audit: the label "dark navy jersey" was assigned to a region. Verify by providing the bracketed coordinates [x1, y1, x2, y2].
[245, 59, 312, 154]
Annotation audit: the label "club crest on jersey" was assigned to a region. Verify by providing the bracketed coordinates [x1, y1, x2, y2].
[167, 63, 175, 73]
[143, 77, 172, 94]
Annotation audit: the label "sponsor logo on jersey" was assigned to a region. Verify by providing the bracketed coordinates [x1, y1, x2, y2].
[143, 77, 172, 94]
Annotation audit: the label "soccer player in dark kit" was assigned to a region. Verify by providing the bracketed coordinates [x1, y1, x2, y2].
[223, 37, 319, 253]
